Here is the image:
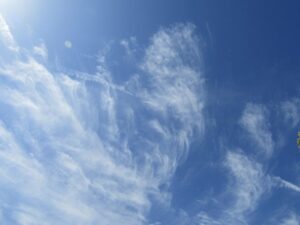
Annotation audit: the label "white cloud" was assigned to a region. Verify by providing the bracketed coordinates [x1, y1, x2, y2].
[225, 152, 269, 218]
[281, 98, 300, 128]
[122, 23, 205, 183]
[192, 147, 300, 225]
[0, 14, 19, 52]
[120, 36, 138, 56]
[280, 213, 300, 225]
[0, 23, 205, 224]
[273, 176, 300, 193]
[240, 103, 274, 158]
[193, 212, 222, 225]
[193, 151, 270, 225]
[33, 42, 48, 60]
[223, 152, 272, 224]
[140, 22, 204, 134]
[0, 52, 148, 225]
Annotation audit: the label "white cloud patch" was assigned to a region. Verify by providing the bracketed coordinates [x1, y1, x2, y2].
[193, 212, 222, 225]
[192, 145, 300, 225]
[281, 98, 300, 128]
[280, 213, 300, 225]
[0, 14, 19, 52]
[33, 42, 48, 60]
[120, 36, 138, 56]
[224, 151, 270, 223]
[240, 103, 274, 158]
[0, 23, 204, 224]
[193, 151, 270, 225]
[141, 23, 204, 133]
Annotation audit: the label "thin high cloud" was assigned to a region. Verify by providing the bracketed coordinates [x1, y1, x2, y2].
[33, 42, 48, 60]
[192, 149, 300, 225]
[273, 176, 300, 193]
[192, 150, 269, 225]
[205, 150, 271, 225]
[240, 103, 274, 158]
[0, 15, 19, 52]
[0, 16, 204, 225]
[191, 100, 300, 225]
[239, 103, 300, 193]
[280, 213, 300, 225]
[225, 152, 267, 215]
[281, 98, 300, 128]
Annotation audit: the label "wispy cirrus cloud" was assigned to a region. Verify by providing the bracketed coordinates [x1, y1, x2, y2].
[280, 213, 300, 225]
[225, 151, 268, 214]
[0, 17, 205, 225]
[240, 103, 274, 158]
[273, 176, 300, 193]
[0, 14, 19, 52]
[223, 151, 271, 224]
[193, 212, 222, 225]
[192, 150, 270, 225]
[33, 42, 48, 60]
[239, 102, 300, 193]
[281, 98, 300, 128]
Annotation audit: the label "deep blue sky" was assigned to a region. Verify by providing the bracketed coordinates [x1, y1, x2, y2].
[0, 1, 300, 225]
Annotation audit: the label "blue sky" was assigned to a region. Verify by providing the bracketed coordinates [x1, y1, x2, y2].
[0, 1, 300, 225]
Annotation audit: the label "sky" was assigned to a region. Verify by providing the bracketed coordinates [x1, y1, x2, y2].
[0, 1, 300, 225]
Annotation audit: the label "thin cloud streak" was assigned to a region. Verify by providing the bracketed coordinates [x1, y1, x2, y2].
[273, 176, 300, 193]
[193, 150, 271, 225]
[224, 151, 270, 224]
[240, 103, 274, 158]
[33, 42, 48, 60]
[0, 14, 19, 52]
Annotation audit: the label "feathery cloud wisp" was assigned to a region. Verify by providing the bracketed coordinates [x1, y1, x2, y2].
[0, 22, 205, 225]
[0, 14, 19, 52]
[280, 213, 300, 225]
[224, 151, 270, 223]
[33, 42, 48, 60]
[281, 98, 300, 128]
[240, 103, 274, 158]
